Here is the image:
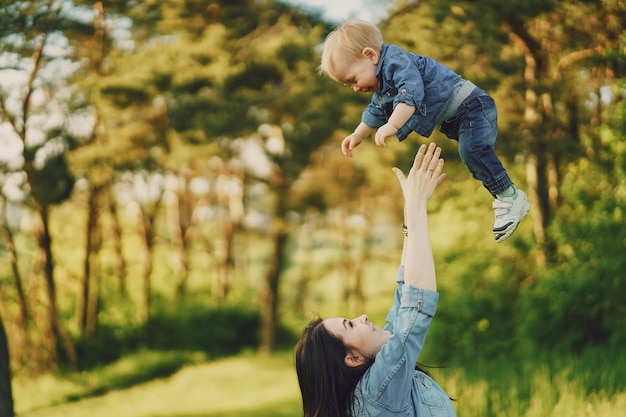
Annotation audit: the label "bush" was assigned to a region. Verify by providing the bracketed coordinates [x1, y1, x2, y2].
[74, 301, 264, 370]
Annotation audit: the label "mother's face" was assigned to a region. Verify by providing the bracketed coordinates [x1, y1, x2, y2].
[323, 314, 391, 367]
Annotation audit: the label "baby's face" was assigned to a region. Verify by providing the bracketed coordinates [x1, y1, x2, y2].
[332, 52, 379, 93]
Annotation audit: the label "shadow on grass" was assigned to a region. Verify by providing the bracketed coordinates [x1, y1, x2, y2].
[146, 398, 301, 417]
[63, 350, 202, 403]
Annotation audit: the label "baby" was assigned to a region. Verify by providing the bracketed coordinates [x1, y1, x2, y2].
[318, 19, 530, 242]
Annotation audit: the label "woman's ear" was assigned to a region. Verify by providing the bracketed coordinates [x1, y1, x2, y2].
[361, 47, 379, 64]
[344, 353, 366, 368]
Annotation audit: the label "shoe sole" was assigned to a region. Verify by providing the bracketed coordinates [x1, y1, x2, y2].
[494, 202, 531, 243]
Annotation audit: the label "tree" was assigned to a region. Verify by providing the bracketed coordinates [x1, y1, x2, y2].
[68, 0, 181, 325]
[0, 313, 14, 417]
[86, 0, 353, 351]
[0, 0, 102, 368]
[422, 0, 626, 263]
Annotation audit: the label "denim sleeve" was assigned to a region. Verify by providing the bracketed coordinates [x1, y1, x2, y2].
[362, 101, 386, 129]
[383, 265, 406, 333]
[382, 50, 426, 112]
[361, 281, 439, 406]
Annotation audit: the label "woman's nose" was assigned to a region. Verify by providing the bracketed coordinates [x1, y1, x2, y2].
[356, 314, 368, 323]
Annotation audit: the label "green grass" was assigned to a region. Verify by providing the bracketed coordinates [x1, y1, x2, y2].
[439, 363, 626, 417]
[14, 351, 301, 417]
[13, 349, 626, 417]
[13, 349, 207, 413]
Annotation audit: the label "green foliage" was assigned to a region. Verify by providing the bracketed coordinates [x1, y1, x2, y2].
[517, 125, 626, 354]
[74, 301, 263, 370]
[429, 250, 523, 362]
[99, 84, 152, 106]
[225, 62, 283, 91]
[0, 0, 72, 41]
[143, 300, 261, 357]
[25, 152, 75, 208]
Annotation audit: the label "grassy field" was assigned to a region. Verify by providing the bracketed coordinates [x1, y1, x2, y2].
[14, 351, 301, 417]
[13, 349, 625, 417]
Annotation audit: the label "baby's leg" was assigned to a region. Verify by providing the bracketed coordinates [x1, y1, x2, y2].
[456, 95, 511, 196]
[456, 95, 530, 242]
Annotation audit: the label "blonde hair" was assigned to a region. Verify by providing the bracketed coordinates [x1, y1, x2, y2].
[318, 19, 384, 81]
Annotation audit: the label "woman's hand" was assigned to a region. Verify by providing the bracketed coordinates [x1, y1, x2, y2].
[392, 143, 446, 209]
[394, 143, 445, 291]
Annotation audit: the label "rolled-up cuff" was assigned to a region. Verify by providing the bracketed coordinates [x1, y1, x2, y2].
[362, 108, 385, 129]
[396, 265, 405, 283]
[400, 285, 439, 316]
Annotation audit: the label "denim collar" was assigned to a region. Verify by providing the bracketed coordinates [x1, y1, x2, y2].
[375, 43, 389, 91]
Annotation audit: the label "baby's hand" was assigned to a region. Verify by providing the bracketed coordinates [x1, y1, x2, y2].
[341, 133, 364, 157]
[375, 123, 398, 148]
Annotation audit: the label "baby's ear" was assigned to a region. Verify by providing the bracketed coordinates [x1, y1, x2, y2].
[361, 47, 379, 64]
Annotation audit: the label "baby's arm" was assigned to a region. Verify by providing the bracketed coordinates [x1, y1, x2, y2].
[341, 122, 375, 157]
[375, 103, 415, 148]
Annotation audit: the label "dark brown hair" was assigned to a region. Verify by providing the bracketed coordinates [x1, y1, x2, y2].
[294, 317, 373, 417]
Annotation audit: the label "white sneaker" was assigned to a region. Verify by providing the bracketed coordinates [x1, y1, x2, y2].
[492, 187, 530, 242]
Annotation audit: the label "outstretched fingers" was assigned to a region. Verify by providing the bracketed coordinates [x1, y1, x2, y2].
[409, 144, 428, 173]
[412, 143, 444, 176]
[393, 143, 446, 198]
[423, 143, 438, 169]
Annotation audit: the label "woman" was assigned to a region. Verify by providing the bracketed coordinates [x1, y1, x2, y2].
[295, 143, 456, 417]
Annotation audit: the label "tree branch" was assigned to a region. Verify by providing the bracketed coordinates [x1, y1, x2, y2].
[21, 33, 48, 143]
[554, 48, 596, 79]
[0, 93, 16, 137]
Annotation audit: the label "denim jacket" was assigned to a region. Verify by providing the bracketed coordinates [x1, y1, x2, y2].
[361, 44, 464, 141]
[351, 265, 457, 416]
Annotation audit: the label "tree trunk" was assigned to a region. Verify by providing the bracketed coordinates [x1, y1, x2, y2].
[86, 257, 101, 337]
[292, 211, 316, 315]
[259, 224, 287, 354]
[107, 184, 127, 295]
[137, 204, 158, 323]
[37, 205, 77, 368]
[336, 210, 354, 313]
[214, 168, 244, 299]
[525, 154, 547, 264]
[168, 175, 192, 298]
[86, 184, 103, 337]
[510, 20, 551, 264]
[259, 178, 289, 354]
[78, 182, 99, 334]
[216, 218, 234, 299]
[0, 202, 29, 326]
[0, 313, 14, 417]
[349, 191, 376, 316]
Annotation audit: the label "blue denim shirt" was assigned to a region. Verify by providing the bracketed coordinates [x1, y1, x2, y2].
[361, 44, 464, 140]
[351, 265, 457, 416]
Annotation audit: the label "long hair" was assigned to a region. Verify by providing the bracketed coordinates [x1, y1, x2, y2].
[294, 317, 373, 417]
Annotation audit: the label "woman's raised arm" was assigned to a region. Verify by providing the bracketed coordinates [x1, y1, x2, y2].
[393, 143, 446, 291]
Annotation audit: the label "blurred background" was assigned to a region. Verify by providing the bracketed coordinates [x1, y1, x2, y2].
[0, 0, 625, 416]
